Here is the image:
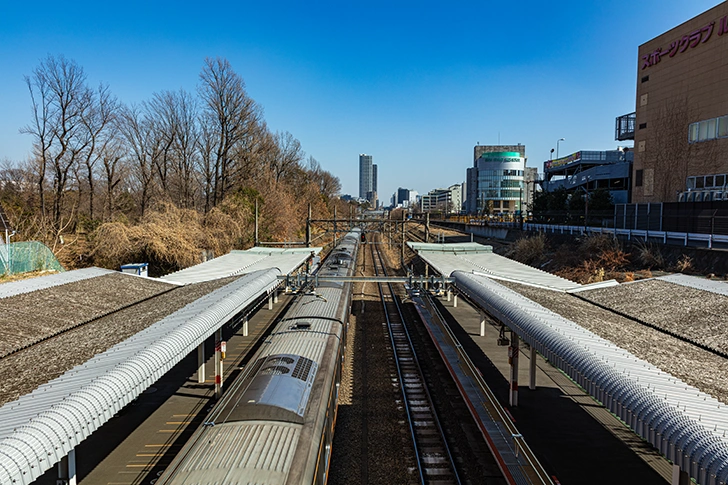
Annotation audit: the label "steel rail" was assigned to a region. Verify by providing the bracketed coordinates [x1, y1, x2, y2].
[370, 241, 461, 485]
[423, 292, 554, 485]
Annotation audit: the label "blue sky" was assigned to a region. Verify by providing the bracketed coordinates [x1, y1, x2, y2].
[0, 0, 722, 202]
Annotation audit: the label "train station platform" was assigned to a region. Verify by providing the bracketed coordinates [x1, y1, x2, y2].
[424, 292, 672, 484]
[410, 242, 728, 485]
[0, 248, 316, 485]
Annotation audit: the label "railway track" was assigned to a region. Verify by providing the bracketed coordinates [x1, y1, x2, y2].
[370, 240, 461, 485]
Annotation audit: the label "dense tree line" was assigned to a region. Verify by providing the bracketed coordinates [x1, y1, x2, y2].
[2, 55, 350, 273]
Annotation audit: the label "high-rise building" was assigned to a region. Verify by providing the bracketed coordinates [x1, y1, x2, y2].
[358, 154, 377, 204]
[466, 145, 526, 215]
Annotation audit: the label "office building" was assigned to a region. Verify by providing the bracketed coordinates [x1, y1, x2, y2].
[359, 154, 373, 200]
[627, 3, 728, 203]
[421, 184, 462, 213]
[466, 145, 526, 215]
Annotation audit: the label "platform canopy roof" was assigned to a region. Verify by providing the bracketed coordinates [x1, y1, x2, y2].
[455, 272, 728, 485]
[159, 247, 321, 285]
[0, 269, 281, 485]
[408, 242, 585, 291]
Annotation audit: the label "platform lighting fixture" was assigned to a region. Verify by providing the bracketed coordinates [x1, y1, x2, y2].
[556, 138, 565, 158]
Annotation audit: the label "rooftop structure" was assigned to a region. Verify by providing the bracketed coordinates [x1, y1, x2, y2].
[542, 149, 633, 204]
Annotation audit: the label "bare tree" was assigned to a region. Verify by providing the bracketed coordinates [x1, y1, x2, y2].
[198, 57, 261, 206]
[99, 136, 127, 221]
[270, 131, 304, 184]
[79, 83, 117, 220]
[148, 89, 200, 207]
[306, 156, 341, 199]
[21, 55, 95, 234]
[117, 104, 161, 218]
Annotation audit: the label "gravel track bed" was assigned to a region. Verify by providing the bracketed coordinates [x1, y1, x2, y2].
[0, 276, 237, 406]
[499, 281, 728, 404]
[329, 248, 417, 485]
[0, 273, 175, 356]
[578, 279, 728, 353]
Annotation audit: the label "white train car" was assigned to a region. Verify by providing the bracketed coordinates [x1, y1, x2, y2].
[157, 230, 360, 485]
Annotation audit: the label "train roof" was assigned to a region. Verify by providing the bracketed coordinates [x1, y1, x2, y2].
[166, 421, 302, 485]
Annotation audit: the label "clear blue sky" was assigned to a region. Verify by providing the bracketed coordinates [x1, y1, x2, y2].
[0, 0, 722, 203]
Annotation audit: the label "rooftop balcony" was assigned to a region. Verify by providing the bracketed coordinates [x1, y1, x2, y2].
[615, 112, 635, 141]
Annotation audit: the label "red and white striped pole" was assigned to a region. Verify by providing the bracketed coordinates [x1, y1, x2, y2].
[214, 329, 224, 399]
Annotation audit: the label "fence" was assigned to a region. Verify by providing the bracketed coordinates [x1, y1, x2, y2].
[0, 241, 65, 275]
[615, 201, 728, 235]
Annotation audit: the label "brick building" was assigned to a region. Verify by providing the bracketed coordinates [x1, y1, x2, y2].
[631, 3, 728, 203]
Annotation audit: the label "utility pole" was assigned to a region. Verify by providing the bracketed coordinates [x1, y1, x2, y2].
[254, 199, 259, 247]
[401, 210, 406, 267]
[306, 203, 312, 248]
[333, 206, 338, 247]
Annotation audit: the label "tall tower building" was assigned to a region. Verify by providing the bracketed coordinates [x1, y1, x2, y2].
[359, 154, 375, 201]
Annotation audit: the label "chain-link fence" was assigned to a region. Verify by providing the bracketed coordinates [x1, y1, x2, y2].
[0, 241, 65, 275]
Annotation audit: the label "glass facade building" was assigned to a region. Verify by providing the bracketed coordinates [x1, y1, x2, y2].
[466, 151, 525, 215]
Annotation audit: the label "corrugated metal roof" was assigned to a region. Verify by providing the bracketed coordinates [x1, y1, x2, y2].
[160, 247, 321, 285]
[407, 242, 493, 253]
[454, 271, 728, 485]
[0, 269, 281, 485]
[411, 243, 580, 291]
[0, 267, 114, 300]
[657, 274, 728, 296]
[169, 422, 301, 485]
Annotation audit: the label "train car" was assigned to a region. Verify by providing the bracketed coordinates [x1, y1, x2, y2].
[156, 229, 360, 485]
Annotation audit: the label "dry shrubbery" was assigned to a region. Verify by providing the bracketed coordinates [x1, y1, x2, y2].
[635, 241, 666, 269]
[507, 233, 546, 266]
[675, 254, 693, 273]
[91, 201, 252, 275]
[507, 233, 657, 284]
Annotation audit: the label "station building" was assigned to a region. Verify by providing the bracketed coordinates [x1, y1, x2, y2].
[627, 2, 728, 203]
[466, 145, 526, 216]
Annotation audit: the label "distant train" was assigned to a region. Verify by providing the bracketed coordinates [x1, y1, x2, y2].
[156, 229, 360, 485]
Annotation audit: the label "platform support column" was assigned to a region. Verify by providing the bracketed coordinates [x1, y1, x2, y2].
[58, 448, 77, 485]
[273, 288, 279, 304]
[197, 342, 205, 384]
[480, 312, 486, 337]
[268, 293, 273, 310]
[529, 346, 537, 390]
[509, 330, 519, 407]
[214, 329, 223, 399]
[243, 316, 249, 337]
[447, 288, 452, 302]
[672, 464, 690, 485]
[453, 293, 458, 308]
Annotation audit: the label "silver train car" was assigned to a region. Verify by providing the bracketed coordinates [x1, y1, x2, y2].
[157, 229, 360, 485]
